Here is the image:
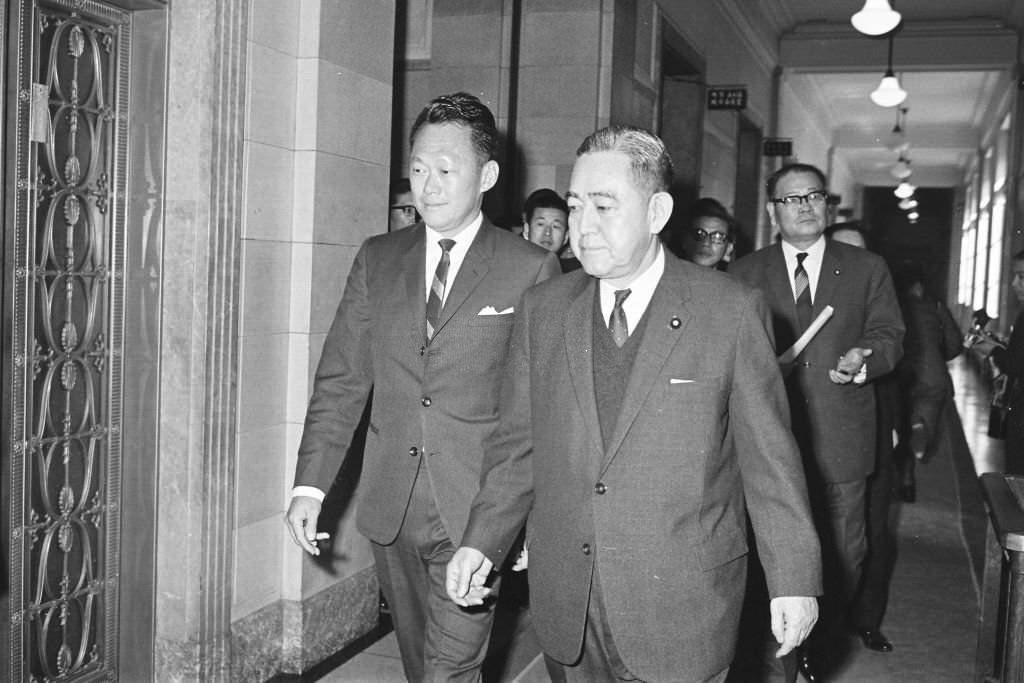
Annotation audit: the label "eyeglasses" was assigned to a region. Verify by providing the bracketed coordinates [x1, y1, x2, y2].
[694, 228, 730, 245]
[771, 191, 828, 207]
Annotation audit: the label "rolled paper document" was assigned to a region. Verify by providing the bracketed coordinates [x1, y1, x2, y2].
[778, 305, 835, 364]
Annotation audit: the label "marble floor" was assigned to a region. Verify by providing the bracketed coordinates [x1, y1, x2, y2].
[302, 355, 998, 683]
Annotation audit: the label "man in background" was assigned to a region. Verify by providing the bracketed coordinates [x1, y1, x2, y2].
[681, 196, 736, 270]
[732, 165, 904, 680]
[522, 187, 580, 272]
[388, 176, 419, 232]
[285, 92, 559, 682]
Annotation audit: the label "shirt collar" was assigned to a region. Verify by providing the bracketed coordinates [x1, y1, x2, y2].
[780, 234, 826, 262]
[599, 243, 665, 326]
[425, 211, 483, 248]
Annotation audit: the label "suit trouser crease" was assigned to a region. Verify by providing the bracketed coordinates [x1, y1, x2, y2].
[371, 458, 495, 683]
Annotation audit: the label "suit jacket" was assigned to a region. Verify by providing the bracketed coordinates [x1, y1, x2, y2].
[730, 240, 905, 483]
[462, 253, 822, 683]
[294, 219, 560, 545]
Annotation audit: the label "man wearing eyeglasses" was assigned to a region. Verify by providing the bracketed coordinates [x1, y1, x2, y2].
[681, 197, 736, 270]
[731, 163, 904, 682]
[388, 176, 420, 232]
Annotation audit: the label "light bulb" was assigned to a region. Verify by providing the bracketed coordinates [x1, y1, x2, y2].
[894, 182, 916, 199]
[907, 211, 920, 220]
[851, 0, 902, 36]
[898, 198, 918, 210]
[870, 73, 907, 108]
[891, 159, 912, 179]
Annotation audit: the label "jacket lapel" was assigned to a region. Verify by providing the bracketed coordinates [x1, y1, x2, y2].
[432, 219, 494, 339]
[401, 225, 428, 344]
[767, 244, 800, 353]
[600, 257, 691, 476]
[815, 241, 842, 317]
[565, 279, 605, 457]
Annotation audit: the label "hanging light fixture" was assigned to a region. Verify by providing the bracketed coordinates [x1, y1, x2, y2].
[884, 107, 909, 151]
[851, 0, 902, 36]
[870, 32, 907, 107]
[894, 181, 916, 199]
[907, 210, 920, 221]
[891, 154, 912, 179]
[898, 197, 918, 210]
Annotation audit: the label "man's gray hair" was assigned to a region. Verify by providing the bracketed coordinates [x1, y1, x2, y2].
[576, 125, 674, 195]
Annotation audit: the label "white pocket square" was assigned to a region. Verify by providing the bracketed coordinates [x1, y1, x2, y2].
[670, 378, 695, 384]
[478, 306, 514, 316]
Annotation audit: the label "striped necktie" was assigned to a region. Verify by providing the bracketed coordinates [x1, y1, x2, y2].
[794, 252, 812, 331]
[426, 238, 456, 340]
[609, 289, 632, 347]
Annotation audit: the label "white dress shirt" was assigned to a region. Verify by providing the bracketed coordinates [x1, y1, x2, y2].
[780, 235, 826, 303]
[424, 213, 483, 305]
[598, 244, 665, 335]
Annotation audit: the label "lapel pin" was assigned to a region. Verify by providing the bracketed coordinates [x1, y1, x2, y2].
[834, 268, 841, 276]
[669, 316, 682, 329]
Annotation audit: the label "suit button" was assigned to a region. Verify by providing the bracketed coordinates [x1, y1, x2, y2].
[581, 543, 591, 555]
[421, 397, 431, 407]
[409, 446, 419, 457]
[419, 346, 426, 356]
[594, 482, 607, 495]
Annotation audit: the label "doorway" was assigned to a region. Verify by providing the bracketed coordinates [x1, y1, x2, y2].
[658, 20, 705, 257]
[732, 114, 762, 260]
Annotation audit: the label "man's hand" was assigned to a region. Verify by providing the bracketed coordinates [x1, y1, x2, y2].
[446, 547, 495, 606]
[284, 495, 324, 556]
[770, 596, 818, 657]
[829, 347, 872, 384]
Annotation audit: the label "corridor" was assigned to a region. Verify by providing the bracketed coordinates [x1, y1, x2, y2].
[287, 356, 996, 683]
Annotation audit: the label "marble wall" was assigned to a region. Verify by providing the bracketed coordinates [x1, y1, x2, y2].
[150, 0, 394, 679]
[233, 0, 394, 677]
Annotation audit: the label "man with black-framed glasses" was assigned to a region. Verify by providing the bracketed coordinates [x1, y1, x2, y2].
[681, 196, 736, 270]
[388, 176, 420, 232]
[731, 162, 904, 682]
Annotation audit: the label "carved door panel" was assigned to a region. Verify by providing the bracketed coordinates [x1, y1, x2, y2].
[5, 1, 130, 680]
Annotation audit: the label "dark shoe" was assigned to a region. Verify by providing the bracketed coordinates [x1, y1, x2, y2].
[898, 483, 916, 503]
[858, 629, 894, 652]
[796, 648, 822, 682]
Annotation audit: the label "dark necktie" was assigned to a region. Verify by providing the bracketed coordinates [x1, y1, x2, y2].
[794, 252, 812, 332]
[426, 238, 456, 339]
[609, 289, 632, 348]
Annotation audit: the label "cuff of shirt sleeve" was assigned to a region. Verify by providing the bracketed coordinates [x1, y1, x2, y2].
[853, 362, 867, 385]
[292, 485, 326, 502]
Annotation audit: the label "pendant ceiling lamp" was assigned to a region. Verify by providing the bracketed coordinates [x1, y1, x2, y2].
[898, 197, 918, 210]
[870, 33, 907, 108]
[894, 181, 916, 199]
[852, 0, 902, 36]
[884, 107, 909, 151]
[891, 155, 912, 180]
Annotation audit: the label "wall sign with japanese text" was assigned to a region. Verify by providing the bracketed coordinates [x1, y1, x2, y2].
[707, 86, 747, 110]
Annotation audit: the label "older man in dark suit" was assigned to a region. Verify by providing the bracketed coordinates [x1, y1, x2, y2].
[730, 163, 904, 680]
[446, 126, 821, 683]
[284, 92, 559, 682]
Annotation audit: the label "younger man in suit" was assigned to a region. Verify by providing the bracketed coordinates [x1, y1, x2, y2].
[284, 92, 559, 681]
[522, 188, 581, 273]
[447, 125, 821, 683]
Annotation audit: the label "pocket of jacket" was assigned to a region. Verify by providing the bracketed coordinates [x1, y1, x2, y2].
[697, 526, 748, 571]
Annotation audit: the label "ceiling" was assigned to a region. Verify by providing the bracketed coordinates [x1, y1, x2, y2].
[760, 0, 1024, 189]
